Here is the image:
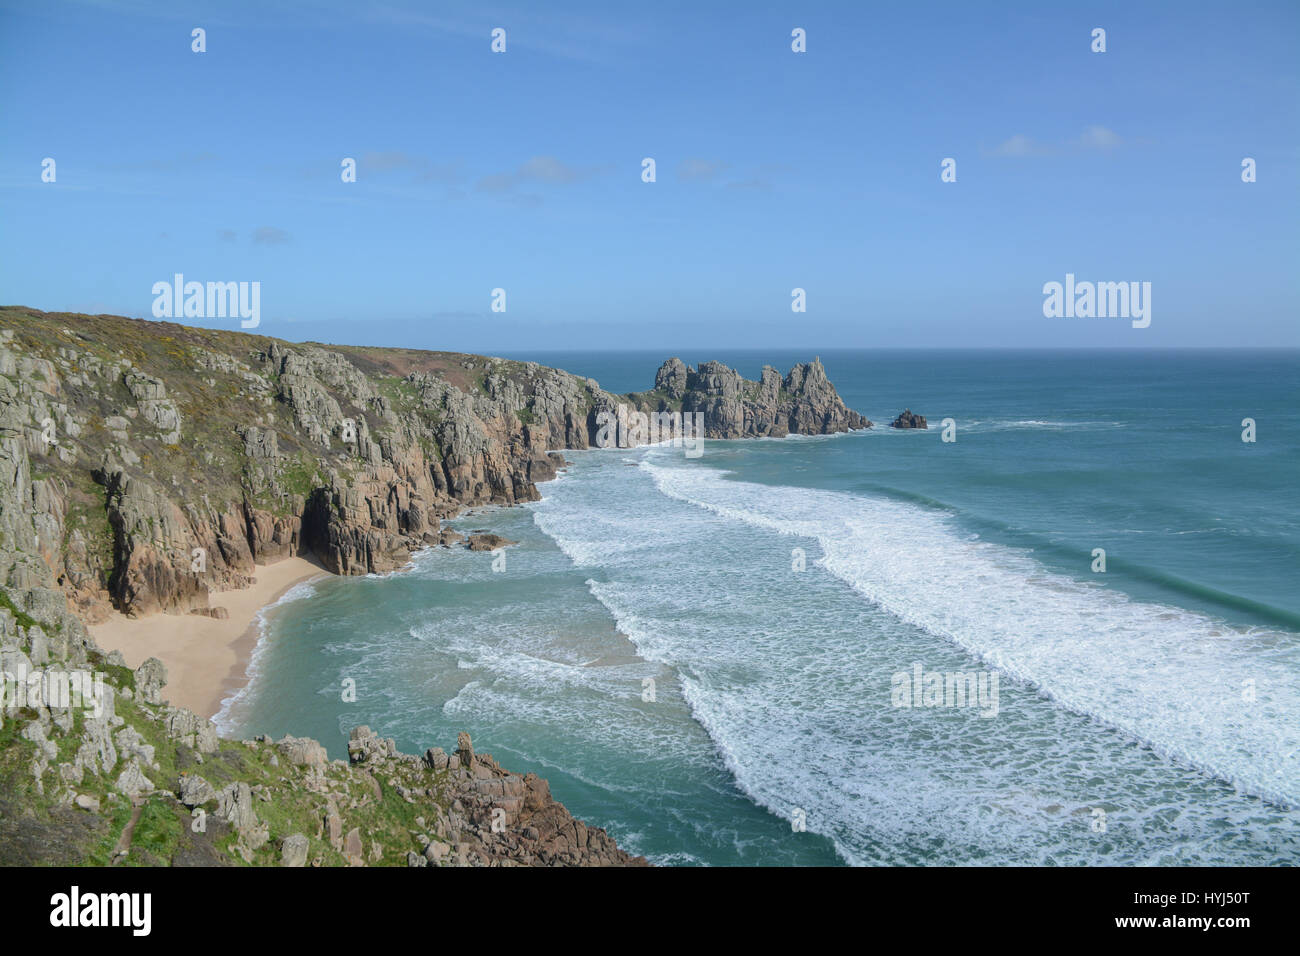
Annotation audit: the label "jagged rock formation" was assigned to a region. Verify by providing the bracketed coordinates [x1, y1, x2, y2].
[0, 308, 868, 620]
[625, 355, 869, 440]
[890, 409, 927, 429]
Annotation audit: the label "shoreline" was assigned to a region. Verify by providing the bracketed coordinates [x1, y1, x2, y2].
[83, 498, 525, 726]
[88, 555, 329, 720]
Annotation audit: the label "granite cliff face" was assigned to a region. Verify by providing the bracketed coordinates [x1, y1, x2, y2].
[0, 306, 870, 867]
[0, 309, 868, 621]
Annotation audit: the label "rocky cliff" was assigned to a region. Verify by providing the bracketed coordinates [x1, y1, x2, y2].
[0, 308, 868, 622]
[0, 305, 870, 867]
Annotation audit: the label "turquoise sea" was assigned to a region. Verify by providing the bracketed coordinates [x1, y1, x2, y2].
[218, 350, 1300, 865]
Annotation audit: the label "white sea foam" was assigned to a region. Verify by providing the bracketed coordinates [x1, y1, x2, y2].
[641, 458, 1300, 809]
[528, 447, 1300, 864]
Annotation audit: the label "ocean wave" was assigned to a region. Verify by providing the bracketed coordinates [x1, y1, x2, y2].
[642, 461, 1300, 809]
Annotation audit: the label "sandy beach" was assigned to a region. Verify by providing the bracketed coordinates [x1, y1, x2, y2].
[89, 555, 328, 720]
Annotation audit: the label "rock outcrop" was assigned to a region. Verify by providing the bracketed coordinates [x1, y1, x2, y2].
[630, 356, 869, 440]
[890, 409, 927, 429]
[465, 533, 517, 552]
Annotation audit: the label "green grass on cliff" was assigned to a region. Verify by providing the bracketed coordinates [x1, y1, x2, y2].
[625, 388, 684, 413]
[0, 590, 38, 630]
[123, 795, 182, 866]
[376, 376, 420, 412]
[277, 455, 324, 501]
[61, 474, 116, 587]
[0, 678, 459, 866]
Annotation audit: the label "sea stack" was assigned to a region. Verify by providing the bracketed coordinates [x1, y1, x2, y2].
[891, 409, 928, 429]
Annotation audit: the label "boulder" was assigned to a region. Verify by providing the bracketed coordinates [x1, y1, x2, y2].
[114, 758, 153, 798]
[347, 725, 396, 763]
[177, 773, 216, 807]
[277, 735, 328, 768]
[344, 827, 364, 865]
[216, 782, 258, 830]
[325, 806, 343, 850]
[280, 834, 310, 867]
[134, 657, 167, 705]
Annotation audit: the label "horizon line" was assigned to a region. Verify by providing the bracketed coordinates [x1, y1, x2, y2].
[5, 307, 1297, 354]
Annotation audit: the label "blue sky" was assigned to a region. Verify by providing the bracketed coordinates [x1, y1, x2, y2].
[1, 0, 1297, 350]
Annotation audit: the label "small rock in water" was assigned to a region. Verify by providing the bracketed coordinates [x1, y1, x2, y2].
[890, 408, 928, 429]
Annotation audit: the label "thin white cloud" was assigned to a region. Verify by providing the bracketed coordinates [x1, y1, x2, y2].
[518, 155, 585, 184]
[1076, 125, 1123, 150]
[988, 134, 1048, 157]
[474, 155, 607, 194]
[677, 158, 729, 182]
[252, 226, 291, 244]
[358, 152, 466, 184]
[987, 126, 1124, 158]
